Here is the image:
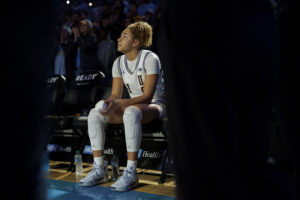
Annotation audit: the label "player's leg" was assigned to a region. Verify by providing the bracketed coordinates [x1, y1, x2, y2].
[79, 108, 124, 186]
[125, 104, 160, 161]
[79, 108, 109, 186]
[111, 104, 161, 192]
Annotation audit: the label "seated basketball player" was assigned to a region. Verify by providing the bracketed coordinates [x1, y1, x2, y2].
[79, 21, 165, 192]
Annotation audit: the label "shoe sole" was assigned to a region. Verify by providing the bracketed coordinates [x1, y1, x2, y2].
[110, 181, 139, 192]
[79, 176, 108, 187]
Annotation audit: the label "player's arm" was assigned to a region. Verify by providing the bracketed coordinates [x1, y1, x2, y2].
[101, 74, 158, 115]
[108, 77, 123, 100]
[119, 74, 158, 108]
[119, 53, 160, 108]
[107, 57, 123, 100]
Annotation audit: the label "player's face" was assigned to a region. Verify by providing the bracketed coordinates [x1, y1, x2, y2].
[117, 29, 137, 53]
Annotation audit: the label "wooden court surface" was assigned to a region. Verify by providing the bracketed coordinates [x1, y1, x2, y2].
[47, 161, 176, 197]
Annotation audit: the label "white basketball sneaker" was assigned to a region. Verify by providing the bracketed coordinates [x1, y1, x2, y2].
[79, 162, 108, 186]
[110, 167, 139, 192]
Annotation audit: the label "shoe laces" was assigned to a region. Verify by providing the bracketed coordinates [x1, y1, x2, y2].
[81, 163, 102, 181]
[115, 168, 135, 185]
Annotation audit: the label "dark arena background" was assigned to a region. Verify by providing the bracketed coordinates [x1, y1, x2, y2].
[3, 0, 299, 200]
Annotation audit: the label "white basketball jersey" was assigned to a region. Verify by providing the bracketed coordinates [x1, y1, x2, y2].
[116, 50, 165, 106]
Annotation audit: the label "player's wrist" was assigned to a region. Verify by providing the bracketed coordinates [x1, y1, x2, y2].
[108, 95, 118, 100]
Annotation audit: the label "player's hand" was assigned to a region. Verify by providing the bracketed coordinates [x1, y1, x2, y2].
[100, 99, 122, 115]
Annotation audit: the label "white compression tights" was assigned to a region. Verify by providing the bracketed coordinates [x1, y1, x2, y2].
[88, 108, 108, 151]
[88, 106, 143, 152]
[123, 106, 143, 152]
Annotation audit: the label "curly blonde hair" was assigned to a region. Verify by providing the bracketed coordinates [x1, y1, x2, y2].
[127, 21, 152, 49]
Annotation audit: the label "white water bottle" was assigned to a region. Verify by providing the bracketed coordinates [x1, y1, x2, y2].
[111, 155, 119, 181]
[74, 151, 83, 175]
[95, 100, 108, 112]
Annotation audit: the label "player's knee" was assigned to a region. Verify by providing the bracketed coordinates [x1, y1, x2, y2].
[88, 108, 99, 122]
[88, 108, 107, 123]
[123, 106, 142, 124]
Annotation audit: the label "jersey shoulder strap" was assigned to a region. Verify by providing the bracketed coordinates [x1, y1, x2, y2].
[142, 50, 153, 73]
[117, 56, 122, 75]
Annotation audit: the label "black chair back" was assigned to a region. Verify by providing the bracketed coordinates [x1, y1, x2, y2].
[46, 74, 66, 115]
[62, 70, 105, 115]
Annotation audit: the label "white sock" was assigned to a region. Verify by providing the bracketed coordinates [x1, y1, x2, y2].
[94, 156, 104, 166]
[127, 160, 137, 171]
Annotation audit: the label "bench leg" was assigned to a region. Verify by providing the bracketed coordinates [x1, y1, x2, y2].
[158, 150, 168, 184]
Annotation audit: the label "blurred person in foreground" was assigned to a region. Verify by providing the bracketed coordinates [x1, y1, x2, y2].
[156, 0, 297, 200]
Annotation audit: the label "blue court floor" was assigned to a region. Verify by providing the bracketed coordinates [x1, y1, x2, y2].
[47, 179, 175, 200]
[43, 150, 175, 200]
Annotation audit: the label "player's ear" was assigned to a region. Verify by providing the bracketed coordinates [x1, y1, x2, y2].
[133, 39, 140, 48]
